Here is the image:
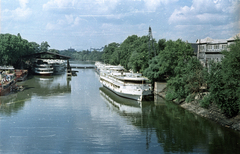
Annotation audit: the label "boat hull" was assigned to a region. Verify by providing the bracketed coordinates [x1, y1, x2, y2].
[0, 81, 16, 96]
[103, 84, 142, 101]
[100, 78, 151, 101]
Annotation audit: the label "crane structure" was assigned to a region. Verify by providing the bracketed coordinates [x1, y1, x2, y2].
[148, 27, 156, 58]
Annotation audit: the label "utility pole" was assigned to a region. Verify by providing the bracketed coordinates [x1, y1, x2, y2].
[148, 27, 156, 58]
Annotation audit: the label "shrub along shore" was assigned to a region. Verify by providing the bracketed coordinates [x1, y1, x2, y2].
[156, 87, 240, 131]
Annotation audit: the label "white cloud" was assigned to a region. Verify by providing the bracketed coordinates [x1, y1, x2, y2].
[46, 14, 85, 31]
[143, 0, 178, 12]
[43, 0, 119, 14]
[46, 23, 56, 30]
[65, 14, 74, 24]
[19, 0, 29, 8]
[43, 0, 76, 10]
[3, 0, 32, 20]
[169, 0, 238, 25]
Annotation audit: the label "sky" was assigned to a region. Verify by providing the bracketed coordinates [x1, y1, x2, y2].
[1, 0, 240, 50]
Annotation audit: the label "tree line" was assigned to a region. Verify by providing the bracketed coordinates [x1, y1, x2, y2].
[0, 33, 103, 67]
[101, 34, 240, 118]
[0, 33, 53, 68]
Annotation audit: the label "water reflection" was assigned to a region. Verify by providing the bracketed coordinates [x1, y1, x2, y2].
[99, 87, 142, 115]
[0, 73, 71, 116]
[32, 75, 71, 97]
[144, 95, 240, 153]
[99, 87, 240, 153]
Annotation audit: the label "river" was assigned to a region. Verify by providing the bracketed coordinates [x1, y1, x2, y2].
[0, 61, 240, 153]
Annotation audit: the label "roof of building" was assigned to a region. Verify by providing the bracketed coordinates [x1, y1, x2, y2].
[22, 52, 71, 60]
[196, 33, 240, 44]
[227, 33, 240, 41]
[196, 37, 226, 44]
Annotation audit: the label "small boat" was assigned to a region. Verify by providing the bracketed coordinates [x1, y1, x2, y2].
[15, 69, 28, 81]
[0, 70, 17, 96]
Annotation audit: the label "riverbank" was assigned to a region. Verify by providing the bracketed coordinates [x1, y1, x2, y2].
[155, 82, 240, 132]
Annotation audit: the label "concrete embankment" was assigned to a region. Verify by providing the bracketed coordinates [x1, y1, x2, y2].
[154, 82, 240, 131]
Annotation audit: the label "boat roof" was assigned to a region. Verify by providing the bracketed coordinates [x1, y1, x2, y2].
[22, 52, 71, 60]
[115, 76, 149, 81]
[0, 66, 15, 70]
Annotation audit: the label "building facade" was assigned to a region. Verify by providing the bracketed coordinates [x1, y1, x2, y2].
[196, 34, 239, 67]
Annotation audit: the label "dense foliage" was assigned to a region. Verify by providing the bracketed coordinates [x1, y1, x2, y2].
[201, 39, 240, 117]
[101, 35, 157, 71]
[166, 58, 207, 102]
[0, 33, 36, 67]
[144, 39, 194, 83]
[67, 50, 103, 61]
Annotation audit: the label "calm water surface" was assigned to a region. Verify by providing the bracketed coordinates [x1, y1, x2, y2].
[0, 62, 240, 153]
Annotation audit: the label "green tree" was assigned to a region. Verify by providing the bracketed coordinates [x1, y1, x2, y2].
[102, 42, 119, 64]
[40, 41, 50, 52]
[203, 39, 240, 117]
[0, 33, 35, 66]
[48, 49, 59, 54]
[166, 57, 207, 102]
[157, 39, 166, 55]
[29, 42, 40, 53]
[127, 36, 149, 73]
[144, 39, 194, 83]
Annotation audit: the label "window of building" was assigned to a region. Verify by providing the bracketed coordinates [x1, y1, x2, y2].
[222, 44, 227, 49]
[214, 45, 219, 49]
[207, 45, 212, 49]
[200, 45, 205, 50]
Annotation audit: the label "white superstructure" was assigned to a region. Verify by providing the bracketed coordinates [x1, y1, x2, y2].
[97, 63, 152, 101]
[44, 59, 66, 74]
[32, 59, 53, 75]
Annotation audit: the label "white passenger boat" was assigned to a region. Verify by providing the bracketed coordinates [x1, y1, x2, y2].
[44, 59, 66, 74]
[95, 61, 105, 74]
[99, 65, 152, 101]
[32, 60, 53, 75]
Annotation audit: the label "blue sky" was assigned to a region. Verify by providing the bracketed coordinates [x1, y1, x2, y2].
[1, 0, 239, 50]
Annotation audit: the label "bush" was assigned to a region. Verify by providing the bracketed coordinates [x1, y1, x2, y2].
[206, 39, 240, 117]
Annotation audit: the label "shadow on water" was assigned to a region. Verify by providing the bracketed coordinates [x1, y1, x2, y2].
[99, 87, 240, 153]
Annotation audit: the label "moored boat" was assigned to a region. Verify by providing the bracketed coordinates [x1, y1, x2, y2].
[44, 59, 66, 74]
[0, 70, 17, 96]
[32, 59, 53, 75]
[99, 64, 152, 101]
[15, 69, 28, 81]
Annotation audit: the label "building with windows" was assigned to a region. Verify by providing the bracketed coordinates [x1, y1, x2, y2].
[196, 33, 240, 67]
